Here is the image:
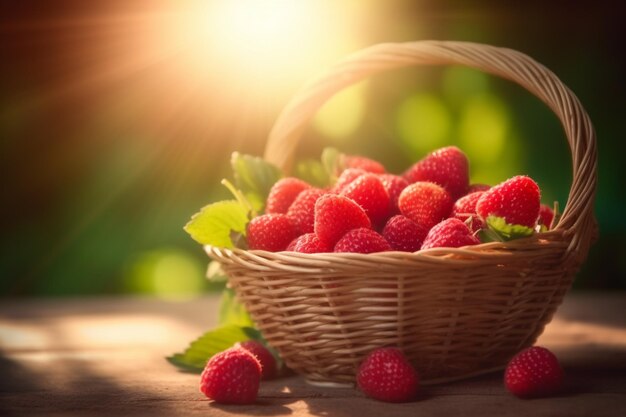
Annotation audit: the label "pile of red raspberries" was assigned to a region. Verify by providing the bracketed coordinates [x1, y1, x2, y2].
[247, 146, 555, 253]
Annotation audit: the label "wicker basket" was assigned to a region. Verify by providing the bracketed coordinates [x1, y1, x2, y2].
[205, 41, 597, 386]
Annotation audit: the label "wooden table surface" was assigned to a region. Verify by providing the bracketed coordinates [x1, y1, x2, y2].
[1, 293, 625, 416]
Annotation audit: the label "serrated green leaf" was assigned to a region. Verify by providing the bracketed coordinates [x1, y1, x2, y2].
[478, 227, 504, 243]
[486, 215, 535, 241]
[294, 159, 331, 188]
[231, 152, 282, 210]
[184, 200, 249, 247]
[166, 325, 263, 372]
[219, 288, 254, 327]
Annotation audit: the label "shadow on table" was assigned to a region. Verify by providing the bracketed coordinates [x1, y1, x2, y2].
[0, 353, 174, 417]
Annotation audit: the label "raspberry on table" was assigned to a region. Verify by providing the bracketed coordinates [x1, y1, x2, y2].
[247, 214, 297, 252]
[504, 346, 563, 398]
[235, 340, 277, 380]
[357, 347, 420, 402]
[199, 347, 262, 404]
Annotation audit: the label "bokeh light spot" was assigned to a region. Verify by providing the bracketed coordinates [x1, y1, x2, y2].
[313, 81, 368, 142]
[396, 93, 451, 156]
[125, 249, 205, 300]
[442, 66, 489, 106]
[459, 93, 510, 165]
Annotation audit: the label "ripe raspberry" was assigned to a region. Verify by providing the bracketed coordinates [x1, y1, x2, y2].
[341, 154, 386, 174]
[314, 194, 371, 246]
[379, 174, 410, 214]
[286, 188, 326, 234]
[357, 348, 419, 403]
[340, 174, 391, 227]
[247, 214, 297, 252]
[332, 168, 367, 193]
[451, 191, 485, 232]
[265, 177, 310, 214]
[504, 346, 563, 398]
[476, 175, 541, 228]
[467, 183, 491, 194]
[403, 146, 469, 199]
[382, 215, 427, 252]
[235, 340, 277, 380]
[421, 218, 480, 250]
[287, 233, 331, 253]
[334, 228, 391, 253]
[538, 204, 555, 229]
[199, 347, 261, 404]
[398, 182, 453, 231]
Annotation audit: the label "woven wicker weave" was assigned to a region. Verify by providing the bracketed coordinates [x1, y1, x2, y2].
[205, 41, 597, 386]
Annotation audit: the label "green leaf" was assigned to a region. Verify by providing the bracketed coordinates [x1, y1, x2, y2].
[321, 147, 341, 182]
[218, 288, 254, 327]
[231, 152, 283, 209]
[478, 227, 504, 243]
[167, 325, 263, 372]
[294, 159, 331, 188]
[184, 200, 249, 247]
[485, 215, 535, 241]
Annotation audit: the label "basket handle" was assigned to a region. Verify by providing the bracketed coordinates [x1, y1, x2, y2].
[264, 41, 597, 258]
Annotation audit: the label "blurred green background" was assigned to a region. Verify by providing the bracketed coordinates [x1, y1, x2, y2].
[1, 0, 624, 298]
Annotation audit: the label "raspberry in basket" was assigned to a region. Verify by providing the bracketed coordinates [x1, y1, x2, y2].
[378, 174, 410, 215]
[287, 188, 327, 235]
[382, 215, 427, 252]
[476, 175, 541, 228]
[451, 191, 486, 232]
[421, 218, 480, 250]
[314, 194, 371, 246]
[247, 214, 297, 251]
[398, 182, 453, 231]
[333, 168, 367, 193]
[334, 227, 391, 254]
[341, 154, 386, 174]
[340, 173, 391, 227]
[287, 232, 331, 253]
[403, 146, 469, 199]
[265, 177, 310, 214]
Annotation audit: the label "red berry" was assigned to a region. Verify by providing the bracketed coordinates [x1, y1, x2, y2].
[287, 233, 331, 253]
[398, 182, 453, 231]
[333, 168, 367, 193]
[314, 195, 371, 246]
[265, 178, 310, 214]
[341, 154, 385, 174]
[235, 340, 277, 380]
[340, 174, 391, 227]
[476, 175, 541, 228]
[379, 174, 410, 215]
[286, 188, 327, 234]
[200, 347, 262, 404]
[451, 191, 485, 232]
[247, 214, 297, 252]
[382, 215, 427, 252]
[538, 204, 555, 229]
[467, 183, 491, 194]
[421, 218, 480, 250]
[357, 348, 420, 403]
[334, 228, 391, 254]
[403, 146, 469, 199]
[504, 346, 563, 398]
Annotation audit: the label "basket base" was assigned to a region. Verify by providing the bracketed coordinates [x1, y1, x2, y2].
[305, 379, 354, 389]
